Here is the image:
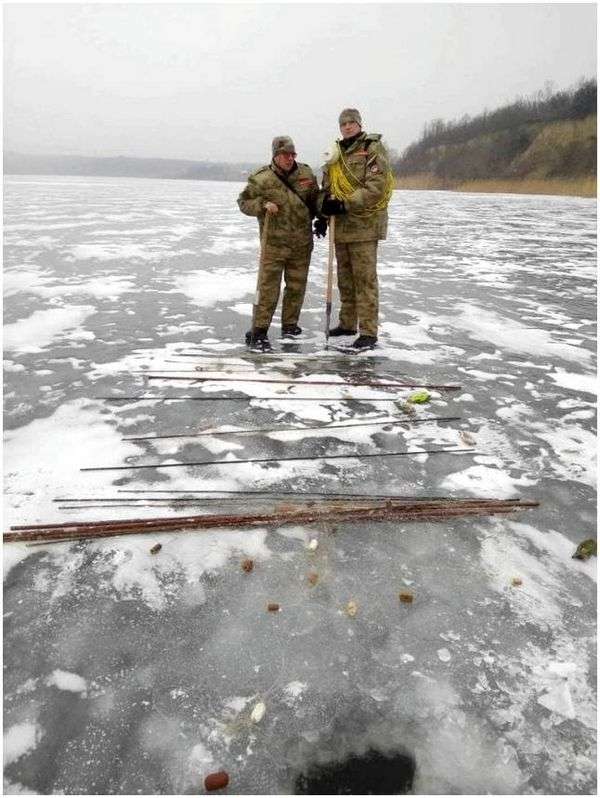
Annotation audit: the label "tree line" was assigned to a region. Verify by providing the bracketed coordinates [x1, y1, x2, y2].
[393, 78, 597, 181]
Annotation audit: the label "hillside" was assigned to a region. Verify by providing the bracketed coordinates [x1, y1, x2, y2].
[394, 79, 597, 197]
[3, 152, 260, 182]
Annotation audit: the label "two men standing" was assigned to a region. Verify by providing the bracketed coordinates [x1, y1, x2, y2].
[237, 109, 391, 351]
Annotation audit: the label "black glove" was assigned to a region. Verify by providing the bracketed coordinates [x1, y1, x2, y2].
[321, 197, 346, 216]
[313, 217, 328, 238]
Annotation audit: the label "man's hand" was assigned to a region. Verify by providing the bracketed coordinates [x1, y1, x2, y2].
[321, 197, 346, 216]
[313, 217, 328, 238]
[264, 202, 279, 215]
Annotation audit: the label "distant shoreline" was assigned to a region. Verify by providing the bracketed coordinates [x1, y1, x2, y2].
[3, 151, 260, 183]
[4, 171, 596, 199]
[395, 175, 596, 199]
[3, 172, 245, 183]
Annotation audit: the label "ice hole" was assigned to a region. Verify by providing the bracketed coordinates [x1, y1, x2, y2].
[294, 747, 416, 794]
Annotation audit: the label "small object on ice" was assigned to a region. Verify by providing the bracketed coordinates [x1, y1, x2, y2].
[537, 682, 576, 720]
[149, 543, 162, 555]
[407, 389, 430, 404]
[346, 600, 358, 617]
[572, 539, 597, 560]
[511, 577, 523, 587]
[437, 648, 451, 662]
[204, 770, 229, 792]
[307, 572, 319, 586]
[308, 538, 319, 551]
[241, 559, 254, 573]
[396, 400, 416, 416]
[267, 603, 280, 612]
[459, 430, 476, 445]
[399, 590, 414, 604]
[250, 701, 266, 723]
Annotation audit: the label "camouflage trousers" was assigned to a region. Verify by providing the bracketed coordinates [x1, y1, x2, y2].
[255, 242, 312, 330]
[335, 240, 379, 337]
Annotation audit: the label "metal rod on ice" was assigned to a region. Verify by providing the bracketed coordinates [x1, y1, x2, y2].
[121, 415, 462, 441]
[80, 447, 477, 473]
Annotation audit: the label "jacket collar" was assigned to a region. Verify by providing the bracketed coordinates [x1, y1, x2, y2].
[338, 131, 365, 152]
[270, 160, 298, 178]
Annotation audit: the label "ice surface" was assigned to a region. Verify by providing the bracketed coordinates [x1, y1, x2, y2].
[443, 304, 593, 365]
[3, 176, 596, 795]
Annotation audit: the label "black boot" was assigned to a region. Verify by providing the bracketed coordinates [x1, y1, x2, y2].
[328, 326, 357, 337]
[245, 327, 272, 352]
[281, 324, 302, 338]
[351, 334, 377, 350]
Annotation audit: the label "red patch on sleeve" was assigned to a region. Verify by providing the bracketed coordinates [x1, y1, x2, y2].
[354, 150, 369, 156]
[298, 178, 314, 185]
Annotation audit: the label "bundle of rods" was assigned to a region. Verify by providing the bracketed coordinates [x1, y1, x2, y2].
[6, 497, 539, 545]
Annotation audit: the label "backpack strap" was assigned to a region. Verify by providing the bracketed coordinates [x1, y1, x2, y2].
[269, 166, 313, 215]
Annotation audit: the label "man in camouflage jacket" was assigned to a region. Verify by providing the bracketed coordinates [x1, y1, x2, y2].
[318, 108, 390, 350]
[237, 136, 320, 350]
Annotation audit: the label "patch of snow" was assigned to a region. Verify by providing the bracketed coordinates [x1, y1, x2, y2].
[4, 306, 96, 353]
[440, 465, 534, 496]
[174, 270, 254, 308]
[3, 722, 44, 766]
[547, 367, 597, 395]
[46, 669, 88, 695]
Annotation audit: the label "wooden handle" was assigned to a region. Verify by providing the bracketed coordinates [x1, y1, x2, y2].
[326, 216, 335, 303]
[324, 217, 335, 344]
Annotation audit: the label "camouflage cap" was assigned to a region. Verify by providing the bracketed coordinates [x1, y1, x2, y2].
[338, 108, 362, 127]
[272, 135, 296, 157]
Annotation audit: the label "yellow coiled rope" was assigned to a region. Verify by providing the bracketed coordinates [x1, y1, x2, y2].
[328, 142, 395, 216]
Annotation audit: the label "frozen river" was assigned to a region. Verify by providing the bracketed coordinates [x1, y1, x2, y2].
[3, 175, 597, 794]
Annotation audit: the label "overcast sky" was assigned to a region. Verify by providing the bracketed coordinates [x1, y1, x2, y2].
[4, 3, 597, 166]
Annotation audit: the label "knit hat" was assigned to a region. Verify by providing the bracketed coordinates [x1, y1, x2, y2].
[272, 135, 296, 157]
[338, 108, 362, 126]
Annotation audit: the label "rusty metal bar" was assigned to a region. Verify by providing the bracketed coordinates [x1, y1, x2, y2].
[54, 496, 524, 511]
[6, 499, 539, 543]
[10, 498, 532, 531]
[11, 498, 530, 531]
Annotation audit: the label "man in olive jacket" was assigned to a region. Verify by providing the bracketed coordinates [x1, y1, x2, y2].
[318, 108, 391, 350]
[237, 136, 320, 351]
